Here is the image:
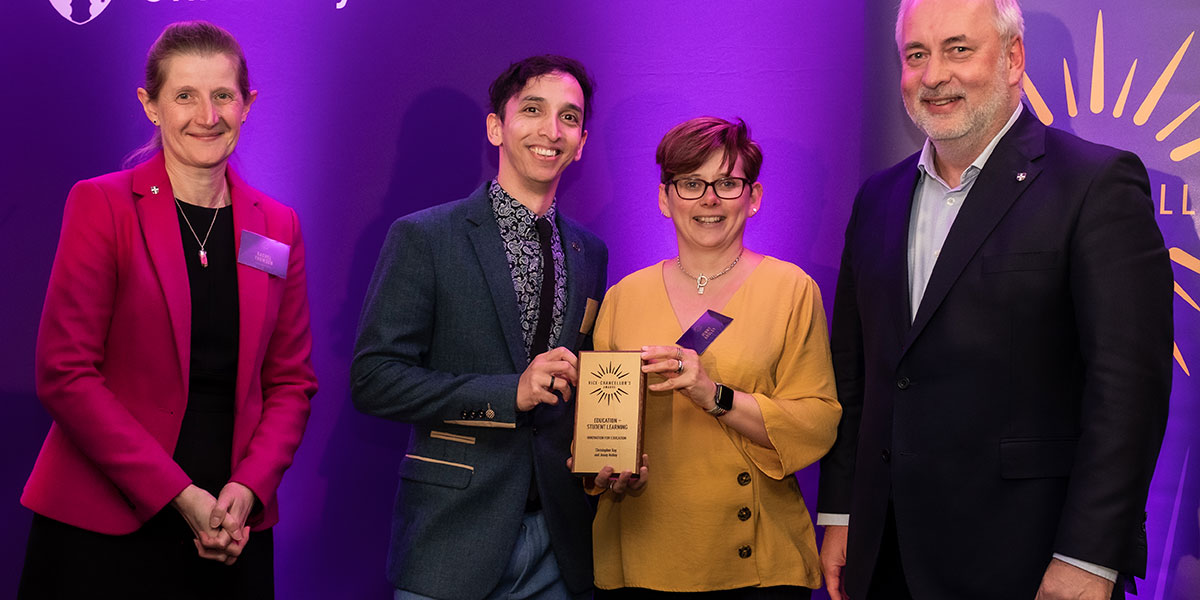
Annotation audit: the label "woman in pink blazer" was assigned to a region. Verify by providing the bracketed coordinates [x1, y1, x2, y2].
[19, 21, 316, 598]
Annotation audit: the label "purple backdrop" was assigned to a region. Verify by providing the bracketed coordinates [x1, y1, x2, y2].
[1, 1, 1195, 599]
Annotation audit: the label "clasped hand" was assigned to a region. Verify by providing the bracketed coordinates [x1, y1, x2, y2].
[171, 482, 257, 565]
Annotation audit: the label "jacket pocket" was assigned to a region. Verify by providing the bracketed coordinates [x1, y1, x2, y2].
[430, 430, 475, 445]
[999, 437, 1077, 479]
[400, 454, 473, 489]
[982, 251, 1060, 273]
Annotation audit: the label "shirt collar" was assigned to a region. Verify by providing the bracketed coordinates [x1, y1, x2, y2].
[488, 179, 557, 239]
[916, 103, 1024, 190]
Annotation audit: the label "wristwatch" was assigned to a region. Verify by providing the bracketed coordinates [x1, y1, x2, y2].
[707, 384, 734, 417]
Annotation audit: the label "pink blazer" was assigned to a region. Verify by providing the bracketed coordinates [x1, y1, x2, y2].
[23, 152, 317, 535]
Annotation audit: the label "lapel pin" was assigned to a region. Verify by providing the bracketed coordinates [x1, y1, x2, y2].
[1016, 172, 1027, 182]
[571, 241, 581, 252]
[150, 186, 160, 195]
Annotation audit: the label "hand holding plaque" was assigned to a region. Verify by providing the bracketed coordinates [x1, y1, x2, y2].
[571, 351, 645, 476]
[572, 311, 733, 477]
[643, 310, 734, 409]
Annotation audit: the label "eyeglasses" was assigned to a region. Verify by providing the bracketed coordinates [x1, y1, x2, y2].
[668, 177, 751, 200]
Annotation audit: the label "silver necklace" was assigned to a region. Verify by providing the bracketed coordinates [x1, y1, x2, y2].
[175, 198, 222, 268]
[676, 248, 744, 295]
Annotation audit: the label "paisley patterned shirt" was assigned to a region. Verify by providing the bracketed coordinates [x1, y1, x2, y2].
[489, 179, 567, 361]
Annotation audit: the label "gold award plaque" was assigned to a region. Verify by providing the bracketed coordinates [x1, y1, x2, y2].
[571, 351, 645, 475]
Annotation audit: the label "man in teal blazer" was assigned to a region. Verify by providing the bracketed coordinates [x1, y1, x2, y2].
[352, 55, 606, 600]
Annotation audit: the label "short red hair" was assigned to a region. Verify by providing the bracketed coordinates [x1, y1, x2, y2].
[655, 117, 762, 184]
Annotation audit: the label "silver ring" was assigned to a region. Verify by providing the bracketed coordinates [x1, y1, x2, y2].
[674, 359, 684, 374]
[548, 375, 556, 390]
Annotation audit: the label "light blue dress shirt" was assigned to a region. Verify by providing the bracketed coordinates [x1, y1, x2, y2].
[907, 104, 1022, 320]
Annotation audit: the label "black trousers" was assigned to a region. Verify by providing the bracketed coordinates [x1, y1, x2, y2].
[866, 503, 1128, 600]
[866, 503, 914, 600]
[19, 511, 274, 599]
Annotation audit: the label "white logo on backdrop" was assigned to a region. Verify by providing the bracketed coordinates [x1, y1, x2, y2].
[48, 0, 110, 25]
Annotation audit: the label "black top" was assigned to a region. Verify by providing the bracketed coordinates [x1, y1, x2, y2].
[173, 200, 238, 495]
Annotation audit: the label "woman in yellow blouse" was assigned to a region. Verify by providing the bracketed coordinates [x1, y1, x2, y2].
[591, 117, 842, 598]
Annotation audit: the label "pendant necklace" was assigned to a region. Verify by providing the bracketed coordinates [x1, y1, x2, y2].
[676, 247, 744, 295]
[175, 195, 223, 268]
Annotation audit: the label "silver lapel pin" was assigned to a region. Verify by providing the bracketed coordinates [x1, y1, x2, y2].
[150, 186, 160, 195]
[1016, 172, 1027, 182]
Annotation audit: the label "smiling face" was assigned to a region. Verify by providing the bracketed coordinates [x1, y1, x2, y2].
[660, 150, 762, 255]
[898, 0, 1023, 149]
[486, 71, 588, 201]
[137, 52, 256, 173]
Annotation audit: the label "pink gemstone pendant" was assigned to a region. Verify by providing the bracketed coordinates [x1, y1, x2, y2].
[199, 249, 209, 268]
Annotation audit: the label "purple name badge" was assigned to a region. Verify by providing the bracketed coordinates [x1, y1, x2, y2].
[237, 231, 290, 278]
[676, 310, 733, 355]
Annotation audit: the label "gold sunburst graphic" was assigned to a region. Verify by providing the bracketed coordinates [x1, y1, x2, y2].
[589, 361, 631, 405]
[1021, 11, 1199, 162]
[1022, 10, 1198, 376]
[1172, 248, 1200, 376]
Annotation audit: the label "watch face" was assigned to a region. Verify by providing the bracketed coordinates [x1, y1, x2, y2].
[717, 384, 735, 411]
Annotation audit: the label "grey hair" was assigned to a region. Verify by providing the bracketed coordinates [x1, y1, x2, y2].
[895, 0, 1025, 50]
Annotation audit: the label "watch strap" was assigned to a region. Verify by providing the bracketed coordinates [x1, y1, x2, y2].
[707, 384, 733, 416]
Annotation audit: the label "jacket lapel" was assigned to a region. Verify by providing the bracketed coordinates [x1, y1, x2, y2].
[557, 218, 589, 350]
[884, 163, 920, 350]
[229, 165, 268, 410]
[465, 187, 529, 369]
[903, 107, 1046, 350]
[132, 153, 191, 384]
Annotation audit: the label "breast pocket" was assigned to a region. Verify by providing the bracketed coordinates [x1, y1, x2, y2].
[982, 251, 1061, 273]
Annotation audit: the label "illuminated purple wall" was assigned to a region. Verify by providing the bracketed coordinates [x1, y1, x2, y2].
[1, 2, 1196, 599]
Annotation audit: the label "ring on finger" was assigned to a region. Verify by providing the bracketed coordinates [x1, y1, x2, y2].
[675, 358, 684, 374]
[675, 349, 683, 361]
[548, 375, 556, 391]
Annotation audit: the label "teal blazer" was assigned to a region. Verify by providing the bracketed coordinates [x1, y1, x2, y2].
[352, 183, 607, 599]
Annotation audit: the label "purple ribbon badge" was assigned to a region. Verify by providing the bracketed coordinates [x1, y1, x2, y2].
[676, 310, 733, 355]
[237, 231, 290, 278]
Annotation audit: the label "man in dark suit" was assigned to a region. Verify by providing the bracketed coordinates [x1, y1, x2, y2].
[352, 55, 607, 600]
[817, 1, 1173, 599]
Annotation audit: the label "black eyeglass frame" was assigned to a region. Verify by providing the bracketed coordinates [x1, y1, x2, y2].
[667, 176, 753, 200]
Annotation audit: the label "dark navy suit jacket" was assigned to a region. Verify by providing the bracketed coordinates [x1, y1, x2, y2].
[352, 183, 607, 599]
[818, 107, 1173, 599]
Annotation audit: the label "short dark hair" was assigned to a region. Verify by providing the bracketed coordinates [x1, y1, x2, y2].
[488, 55, 595, 126]
[656, 117, 763, 184]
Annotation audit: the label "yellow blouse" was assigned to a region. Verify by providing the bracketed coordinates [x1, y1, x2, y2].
[592, 256, 841, 591]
